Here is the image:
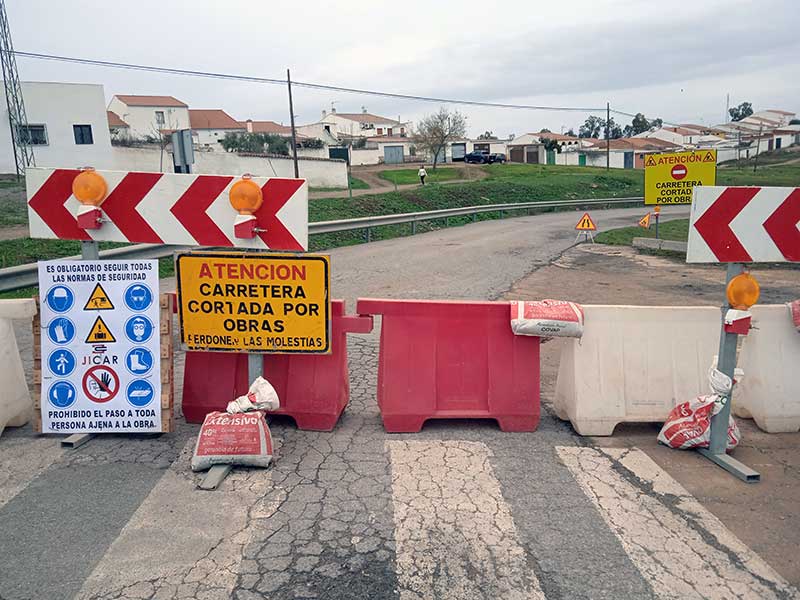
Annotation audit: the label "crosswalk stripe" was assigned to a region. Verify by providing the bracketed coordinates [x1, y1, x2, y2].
[556, 446, 797, 600]
[388, 440, 545, 600]
[75, 439, 272, 600]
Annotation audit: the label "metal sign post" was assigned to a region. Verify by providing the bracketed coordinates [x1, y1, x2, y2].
[697, 263, 760, 482]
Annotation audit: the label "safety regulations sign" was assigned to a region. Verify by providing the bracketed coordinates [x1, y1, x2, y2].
[38, 259, 161, 433]
[644, 149, 716, 205]
[176, 252, 330, 353]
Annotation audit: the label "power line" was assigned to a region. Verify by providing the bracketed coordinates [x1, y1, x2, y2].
[12, 50, 607, 113]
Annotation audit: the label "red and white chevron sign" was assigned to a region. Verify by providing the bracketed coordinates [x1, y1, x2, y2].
[26, 168, 308, 250]
[687, 186, 799, 263]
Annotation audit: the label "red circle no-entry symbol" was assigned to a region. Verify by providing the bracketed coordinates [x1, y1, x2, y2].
[671, 164, 688, 180]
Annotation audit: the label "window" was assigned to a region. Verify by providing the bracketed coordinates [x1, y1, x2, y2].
[73, 124, 94, 145]
[18, 124, 48, 145]
[387, 128, 393, 136]
[401, 127, 405, 136]
[377, 128, 383, 135]
[155, 111, 165, 126]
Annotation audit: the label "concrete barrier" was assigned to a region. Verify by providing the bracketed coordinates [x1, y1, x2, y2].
[0, 299, 37, 436]
[632, 237, 688, 253]
[554, 305, 721, 435]
[735, 305, 800, 433]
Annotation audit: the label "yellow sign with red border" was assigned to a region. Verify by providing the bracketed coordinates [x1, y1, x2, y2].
[176, 252, 330, 353]
[644, 149, 716, 205]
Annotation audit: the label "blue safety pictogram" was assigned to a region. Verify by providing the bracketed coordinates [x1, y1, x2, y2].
[124, 315, 154, 343]
[45, 285, 74, 313]
[124, 283, 153, 311]
[125, 347, 154, 376]
[126, 379, 155, 408]
[46, 317, 76, 345]
[48, 348, 76, 376]
[48, 381, 77, 408]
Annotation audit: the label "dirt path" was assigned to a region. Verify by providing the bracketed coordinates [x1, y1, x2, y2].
[0, 225, 28, 241]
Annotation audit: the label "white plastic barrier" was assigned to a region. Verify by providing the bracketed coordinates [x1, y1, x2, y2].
[0, 299, 37, 437]
[735, 305, 800, 433]
[554, 305, 721, 435]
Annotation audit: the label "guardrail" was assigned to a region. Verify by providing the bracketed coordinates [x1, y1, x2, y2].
[0, 196, 643, 292]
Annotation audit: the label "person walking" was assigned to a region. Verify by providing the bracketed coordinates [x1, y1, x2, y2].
[418, 166, 427, 185]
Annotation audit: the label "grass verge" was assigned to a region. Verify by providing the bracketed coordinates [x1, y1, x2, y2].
[310, 175, 369, 192]
[378, 167, 463, 185]
[595, 218, 689, 246]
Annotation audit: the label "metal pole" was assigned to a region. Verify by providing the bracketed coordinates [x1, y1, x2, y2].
[287, 69, 300, 178]
[697, 263, 760, 482]
[753, 123, 763, 174]
[655, 212, 659, 239]
[81, 241, 100, 260]
[606, 102, 610, 171]
[347, 159, 353, 201]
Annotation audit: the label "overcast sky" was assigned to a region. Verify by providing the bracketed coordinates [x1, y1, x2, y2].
[9, 0, 800, 137]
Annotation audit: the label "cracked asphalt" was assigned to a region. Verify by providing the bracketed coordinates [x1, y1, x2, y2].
[2, 205, 798, 599]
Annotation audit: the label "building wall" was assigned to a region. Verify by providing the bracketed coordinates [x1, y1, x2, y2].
[193, 128, 244, 147]
[107, 98, 190, 139]
[0, 81, 114, 173]
[110, 146, 347, 187]
[584, 151, 626, 169]
[350, 148, 383, 166]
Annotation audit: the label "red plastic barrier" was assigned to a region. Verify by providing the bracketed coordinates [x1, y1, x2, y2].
[356, 298, 540, 433]
[181, 300, 373, 430]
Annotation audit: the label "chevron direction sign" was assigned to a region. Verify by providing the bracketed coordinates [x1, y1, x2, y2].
[26, 168, 308, 250]
[687, 186, 800, 263]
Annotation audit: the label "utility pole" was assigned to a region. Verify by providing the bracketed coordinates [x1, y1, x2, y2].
[753, 122, 763, 174]
[606, 102, 610, 171]
[725, 93, 730, 124]
[287, 68, 299, 178]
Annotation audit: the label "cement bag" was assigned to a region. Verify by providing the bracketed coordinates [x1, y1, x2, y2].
[226, 376, 280, 414]
[510, 300, 584, 338]
[658, 368, 740, 451]
[191, 411, 274, 472]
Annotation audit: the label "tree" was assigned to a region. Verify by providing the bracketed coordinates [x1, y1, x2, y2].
[219, 132, 291, 155]
[477, 130, 494, 140]
[413, 107, 467, 169]
[729, 102, 753, 122]
[579, 115, 622, 139]
[540, 137, 562, 154]
[539, 128, 552, 133]
[565, 128, 576, 137]
[789, 119, 800, 126]
[622, 113, 663, 137]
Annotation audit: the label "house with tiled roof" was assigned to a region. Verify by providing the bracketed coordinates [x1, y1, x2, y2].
[106, 110, 129, 139]
[107, 94, 190, 138]
[189, 109, 245, 148]
[301, 107, 411, 141]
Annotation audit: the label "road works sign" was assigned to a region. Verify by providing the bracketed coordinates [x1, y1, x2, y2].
[645, 150, 716, 205]
[687, 186, 800, 263]
[38, 259, 161, 433]
[638, 213, 651, 229]
[575, 213, 597, 231]
[176, 252, 331, 353]
[26, 168, 308, 250]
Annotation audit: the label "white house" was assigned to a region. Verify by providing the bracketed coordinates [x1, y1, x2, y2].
[107, 94, 190, 139]
[301, 108, 410, 140]
[189, 109, 245, 149]
[106, 110, 130, 140]
[0, 81, 113, 173]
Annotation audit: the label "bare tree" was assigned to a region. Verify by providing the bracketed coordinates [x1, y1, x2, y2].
[413, 107, 467, 169]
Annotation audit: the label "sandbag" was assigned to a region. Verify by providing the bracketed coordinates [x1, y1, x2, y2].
[510, 300, 584, 338]
[191, 411, 273, 472]
[658, 368, 740, 451]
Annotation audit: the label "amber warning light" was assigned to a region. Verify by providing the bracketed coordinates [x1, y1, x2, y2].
[72, 168, 107, 230]
[230, 174, 264, 239]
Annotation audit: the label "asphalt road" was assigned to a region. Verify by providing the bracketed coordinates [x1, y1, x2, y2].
[4, 205, 794, 600]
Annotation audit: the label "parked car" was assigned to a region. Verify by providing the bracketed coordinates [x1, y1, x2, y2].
[488, 153, 506, 164]
[464, 151, 490, 164]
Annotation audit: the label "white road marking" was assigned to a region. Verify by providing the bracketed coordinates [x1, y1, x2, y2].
[75, 439, 272, 600]
[388, 440, 544, 600]
[556, 446, 797, 600]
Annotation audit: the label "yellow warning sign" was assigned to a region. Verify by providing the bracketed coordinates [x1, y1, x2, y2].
[176, 252, 331, 354]
[575, 213, 597, 231]
[85, 315, 117, 343]
[644, 149, 716, 205]
[83, 283, 114, 310]
[638, 213, 651, 229]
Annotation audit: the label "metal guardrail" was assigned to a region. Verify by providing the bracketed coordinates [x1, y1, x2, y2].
[0, 196, 643, 292]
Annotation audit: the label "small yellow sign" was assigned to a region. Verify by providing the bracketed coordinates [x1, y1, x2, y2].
[176, 252, 331, 353]
[575, 212, 597, 231]
[85, 315, 116, 343]
[644, 149, 716, 205]
[638, 213, 651, 229]
[83, 283, 114, 310]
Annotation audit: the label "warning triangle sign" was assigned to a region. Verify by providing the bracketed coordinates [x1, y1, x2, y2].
[85, 316, 116, 344]
[703, 151, 715, 162]
[638, 213, 651, 229]
[645, 155, 657, 167]
[83, 283, 114, 311]
[575, 212, 597, 231]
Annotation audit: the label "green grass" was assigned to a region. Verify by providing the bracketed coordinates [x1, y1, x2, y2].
[310, 175, 369, 192]
[0, 181, 28, 226]
[378, 167, 463, 185]
[595, 218, 689, 246]
[0, 238, 128, 269]
[717, 164, 800, 187]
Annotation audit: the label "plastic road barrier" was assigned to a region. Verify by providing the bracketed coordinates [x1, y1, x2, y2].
[181, 300, 373, 430]
[735, 305, 800, 433]
[356, 298, 540, 433]
[554, 305, 721, 436]
[0, 299, 37, 436]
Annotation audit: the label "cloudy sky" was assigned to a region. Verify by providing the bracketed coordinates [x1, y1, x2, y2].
[9, 0, 800, 137]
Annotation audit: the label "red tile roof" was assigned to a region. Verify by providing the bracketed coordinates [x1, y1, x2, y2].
[333, 112, 401, 125]
[189, 109, 244, 130]
[766, 109, 795, 115]
[106, 111, 129, 128]
[593, 138, 681, 151]
[114, 95, 187, 107]
[664, 126, 701, 136]
[245, 120, 292, 134]
[531, 132, 580, 141]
